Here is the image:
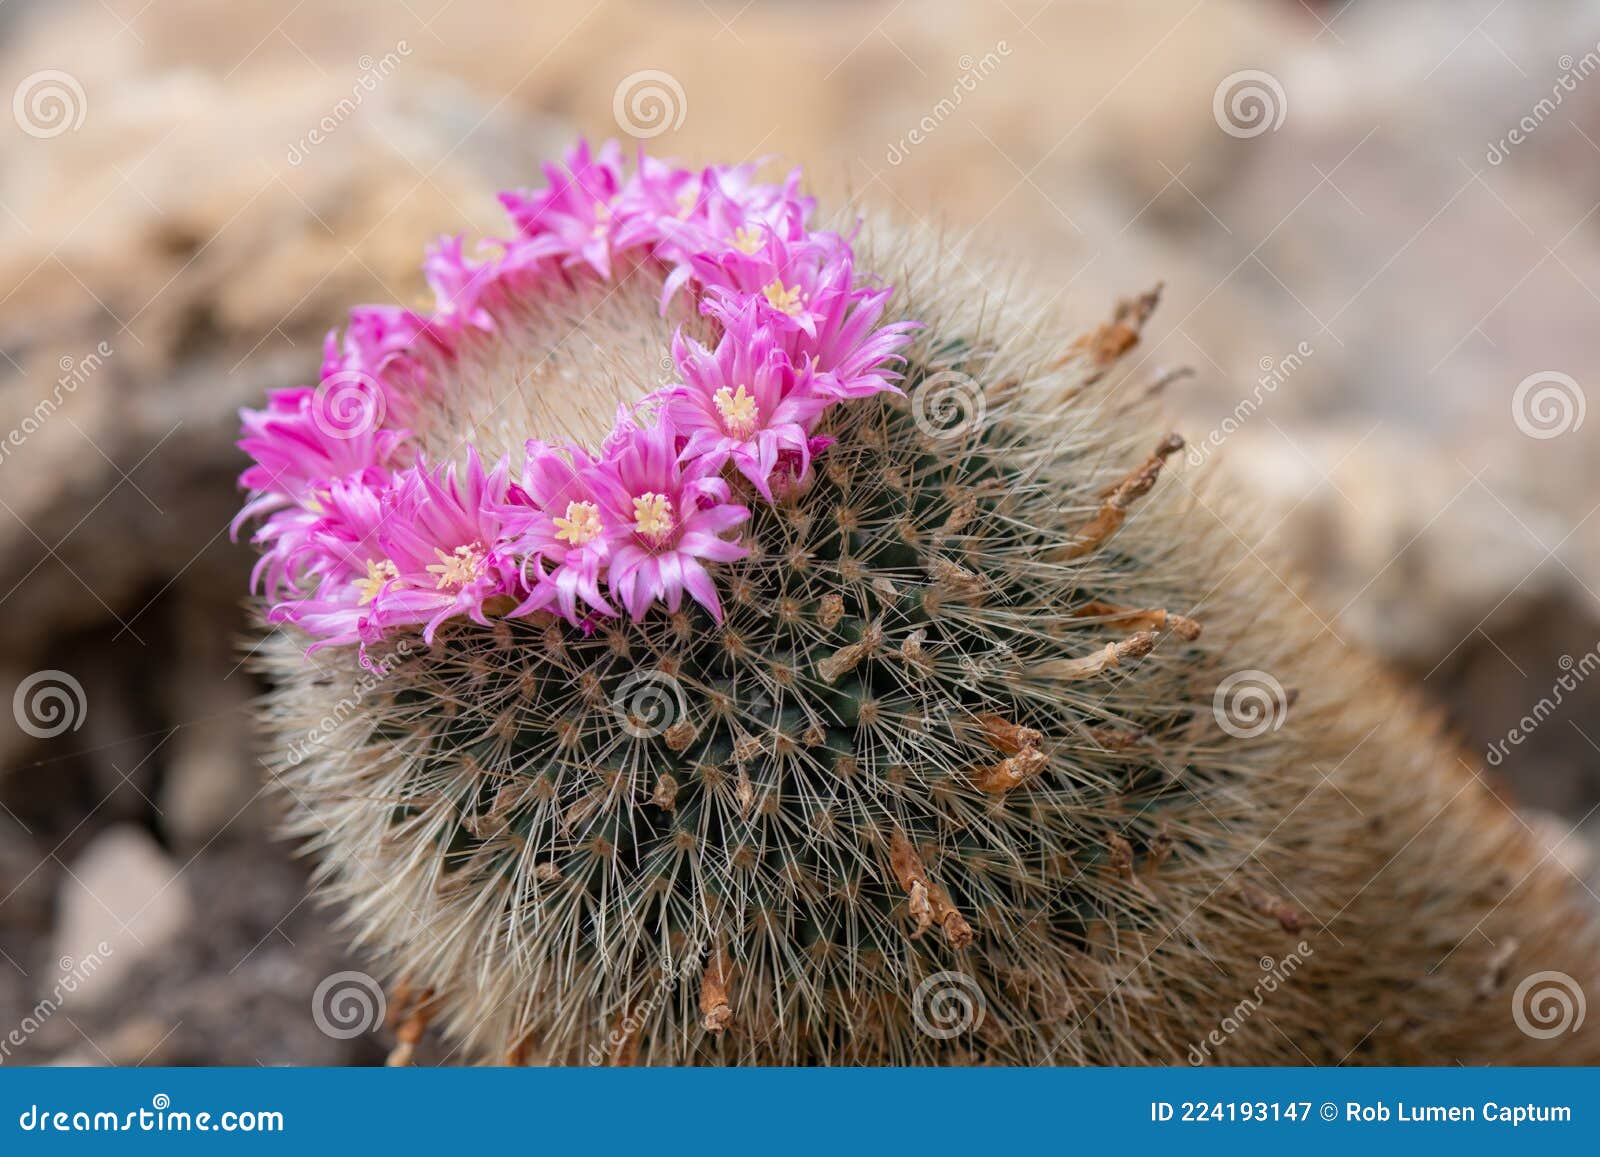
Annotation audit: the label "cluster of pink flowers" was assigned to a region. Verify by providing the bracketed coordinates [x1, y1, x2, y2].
[234, 140, 916, 652]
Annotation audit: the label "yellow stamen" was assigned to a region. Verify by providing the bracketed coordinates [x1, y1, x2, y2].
[591, 201, 612, 239]
[553, 500, 603, 548]
[733, 226, 762, 255]
[354, 559, 399, 605]
[632, 492, 675, 543]
[713, 384, 760, 439]
[762, 279, 805, 317]
[676, 187, 699, 218]
[427, 543, 486, 590]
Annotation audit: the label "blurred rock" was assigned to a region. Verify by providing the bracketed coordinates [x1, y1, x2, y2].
[160, 725, 261, 851]
[53, 824, 192, 1006]
[42, 844, 390, 1065]
[0, 812, 53, 935]
[1219, 426, 1571, 664]
[157, 582, 266, 849]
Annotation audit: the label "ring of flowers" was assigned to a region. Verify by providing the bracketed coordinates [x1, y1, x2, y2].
[234, 140, 916, 656]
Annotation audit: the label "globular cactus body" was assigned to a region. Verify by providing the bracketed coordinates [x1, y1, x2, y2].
[249, 144, 1600, 1065]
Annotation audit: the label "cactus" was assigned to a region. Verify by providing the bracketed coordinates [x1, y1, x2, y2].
[246, 143, 1600, 1065]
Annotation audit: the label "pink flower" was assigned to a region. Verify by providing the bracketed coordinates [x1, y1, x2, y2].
[642, 160, 815, 310]
[266, 574, 371, 649]
[791, 277, 918, 401]
[499, 139, 626, 279]
[664, 306, 826, 500]
[697, 230, 851, 340]
[250, 505, 326, 601]
[424, 236, 501, 332]
[303, 475, 390, 580]
[497, 441, 617, 623]
[770, 434, 837, 501]
[360, 450, 518, 642]
[234, 387, 407, 532]
[702, 163, 814, 245]
[262, 475, 393, 645]
[322, 306, 447, 416]
[591, 412, 749, 622]
[612, 153, 705, 246]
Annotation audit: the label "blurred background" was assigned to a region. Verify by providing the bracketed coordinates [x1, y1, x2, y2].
[0, 0, 1597, 1063]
